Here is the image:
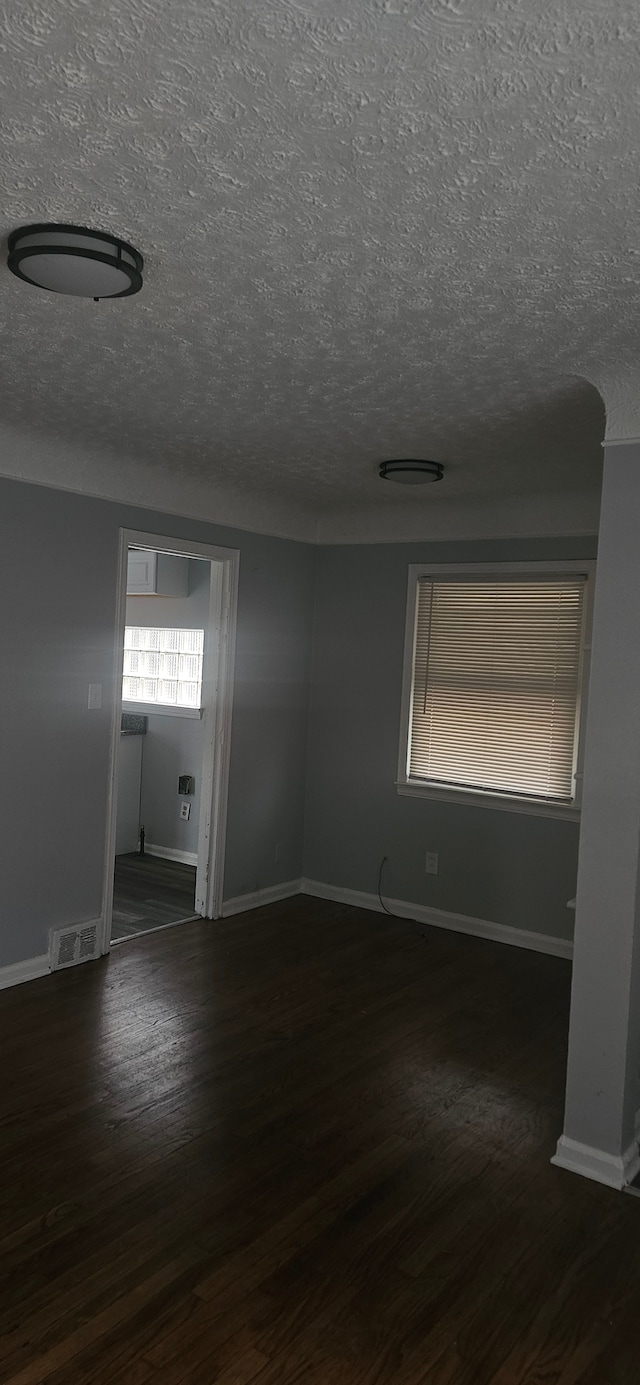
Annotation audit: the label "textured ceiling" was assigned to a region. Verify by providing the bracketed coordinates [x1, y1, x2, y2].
[1, 0, 637, 540]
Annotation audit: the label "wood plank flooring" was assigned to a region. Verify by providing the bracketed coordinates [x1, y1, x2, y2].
[112, 854, 197, 940]
[1, 895, 640, 1383]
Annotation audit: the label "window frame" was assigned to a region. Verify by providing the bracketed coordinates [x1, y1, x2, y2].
[396, 561, 595, 820]
[121, 702, 203, 720]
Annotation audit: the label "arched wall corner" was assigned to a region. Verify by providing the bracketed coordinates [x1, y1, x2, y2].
[578, 365, 640, 446]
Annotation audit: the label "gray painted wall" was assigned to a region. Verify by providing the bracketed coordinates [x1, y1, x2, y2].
[139, 717, 201, 857]
[124, 557, 210, 856]
[0, 467, 597, 972]
[115, 736, 143, 855]
[302, 536, 598, 940]
[0, 476, 315, 967]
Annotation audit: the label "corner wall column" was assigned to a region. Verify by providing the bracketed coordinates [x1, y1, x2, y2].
[553, 441, 640, 1189]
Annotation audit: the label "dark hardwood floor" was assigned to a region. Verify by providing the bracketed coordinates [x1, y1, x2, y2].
[112, 854, 197, 940]
[1, 895, 640, 1384]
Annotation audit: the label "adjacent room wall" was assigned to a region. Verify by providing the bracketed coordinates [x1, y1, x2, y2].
[115, 735, 143, 855]
[124, 557, 210, 858]
[137, 717, 202, 859]
[302, 536, 598, 942]
[0, 475, 315, 969]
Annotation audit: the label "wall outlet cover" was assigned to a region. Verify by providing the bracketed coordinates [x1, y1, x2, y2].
[179, 800, 191, 821]
[88, 683, 102, 711]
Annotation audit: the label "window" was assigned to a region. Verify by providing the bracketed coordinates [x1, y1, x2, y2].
[122, 627, 204, 710]
[398, 563, 593, 817]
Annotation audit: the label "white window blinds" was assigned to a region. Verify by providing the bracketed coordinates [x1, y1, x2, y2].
[408, 577, 587, 802]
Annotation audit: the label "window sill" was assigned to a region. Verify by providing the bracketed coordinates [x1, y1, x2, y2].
[395, 780, 580, 821]
[122, 701, 202, 720]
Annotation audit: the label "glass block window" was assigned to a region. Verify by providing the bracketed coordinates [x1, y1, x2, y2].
[123, 628, 204, 708]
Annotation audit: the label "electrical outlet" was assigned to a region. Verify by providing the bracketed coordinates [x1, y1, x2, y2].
[87, 683, 102, 710]
[179, 800, 191, 821]
[425, 850, 439, 875]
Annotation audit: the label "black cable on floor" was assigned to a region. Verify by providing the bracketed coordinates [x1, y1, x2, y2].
[377, 855, 431, 942]
[377, 855, 397, 916]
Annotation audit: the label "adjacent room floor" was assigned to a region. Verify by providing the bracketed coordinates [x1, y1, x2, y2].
[112, 852, 197, 940]
[2, 896, 640, 1383]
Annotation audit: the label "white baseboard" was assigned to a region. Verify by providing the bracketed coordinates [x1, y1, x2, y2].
[144, 844, 198, 867]
[0, 955, 50, 992]
[551, 1134, 640, 1190]
[300, 879, 573, 960]
[222, 879, 302, 917]
[0, 881, 569, 990]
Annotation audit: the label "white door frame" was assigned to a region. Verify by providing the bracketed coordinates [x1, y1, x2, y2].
[100, 528, 239, 951]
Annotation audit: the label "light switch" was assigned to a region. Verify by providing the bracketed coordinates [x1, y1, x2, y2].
[88, 683, 102, 711]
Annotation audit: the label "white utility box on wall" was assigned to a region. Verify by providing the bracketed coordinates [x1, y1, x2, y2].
[127, 549, 189, 597]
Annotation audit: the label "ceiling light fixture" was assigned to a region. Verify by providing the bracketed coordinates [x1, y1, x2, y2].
[379, 459, 444, 485]
[7, 223, 143, 300]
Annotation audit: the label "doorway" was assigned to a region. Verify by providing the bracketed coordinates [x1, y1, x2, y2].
[102, 530, 239, 950]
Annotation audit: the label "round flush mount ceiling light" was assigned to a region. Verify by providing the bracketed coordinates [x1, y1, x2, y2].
[378, 459, 444, 485]
[7, 223, 143, 300]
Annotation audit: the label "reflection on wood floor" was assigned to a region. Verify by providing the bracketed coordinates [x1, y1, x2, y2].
[4, 897, 640, 1381]
[112, 852, 197, 941]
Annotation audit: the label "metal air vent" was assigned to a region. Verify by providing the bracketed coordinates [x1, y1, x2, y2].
[50, 922, 101, 971]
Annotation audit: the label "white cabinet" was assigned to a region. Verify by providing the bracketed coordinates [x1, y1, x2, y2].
[127, 550, 189, 597]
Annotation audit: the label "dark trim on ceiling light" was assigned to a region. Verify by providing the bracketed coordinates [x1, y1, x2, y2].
[7, 223, 144, 299]
[379, 459, 444, 483]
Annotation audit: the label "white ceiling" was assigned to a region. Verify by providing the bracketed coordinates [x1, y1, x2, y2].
[2, 0, 636, 542]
